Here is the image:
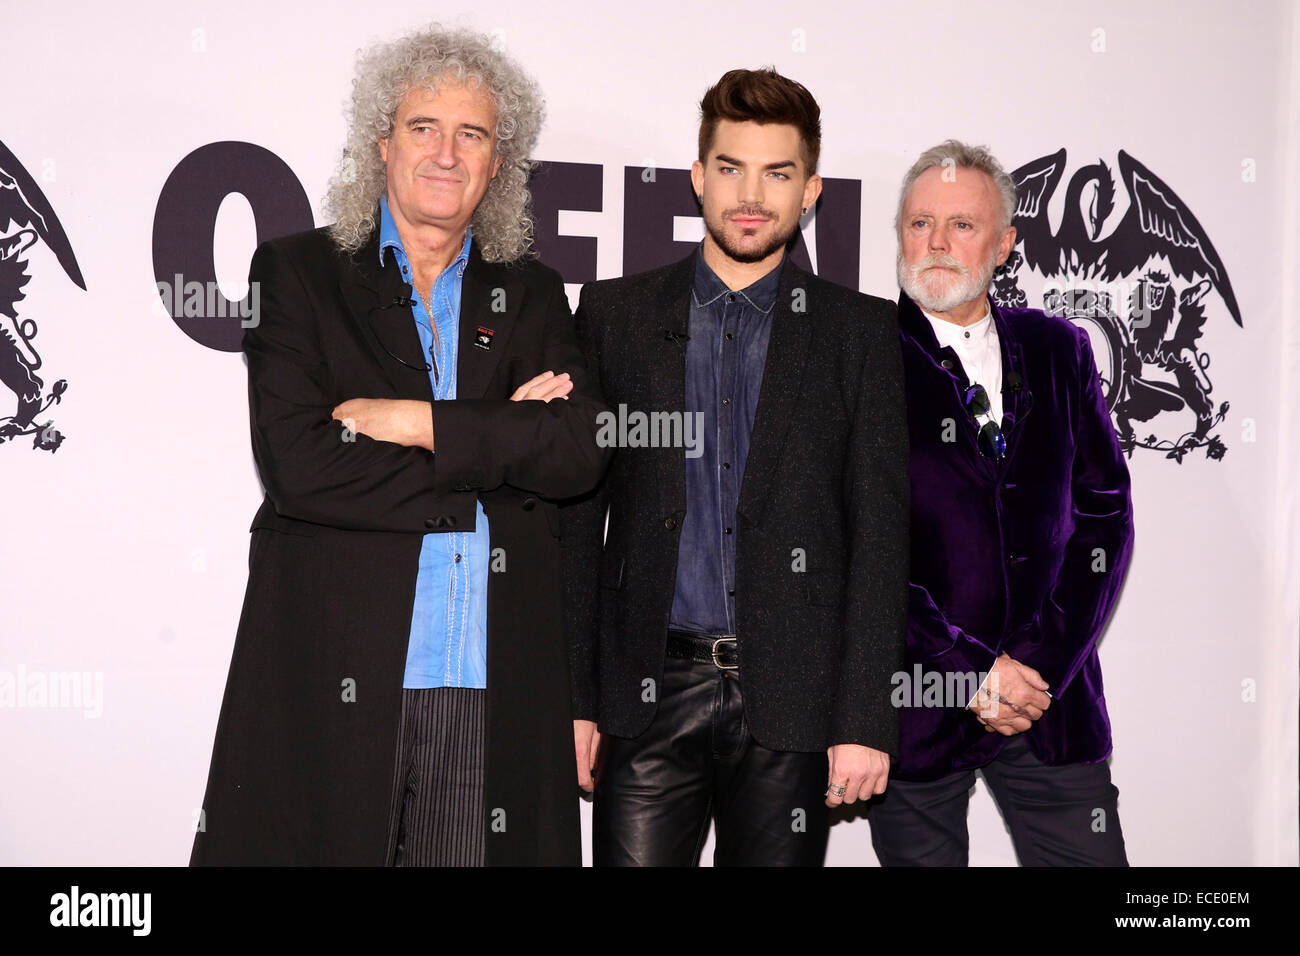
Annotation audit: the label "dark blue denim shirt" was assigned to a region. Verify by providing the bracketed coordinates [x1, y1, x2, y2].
[668, 244, 782, 634]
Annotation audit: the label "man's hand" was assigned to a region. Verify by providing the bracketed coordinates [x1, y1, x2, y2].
[331, 398, 433, 450]
[510, 370, 573, 402]
[574, 719, 601, 792]
[825, 743, 890, 807]
[971, 652, 1051, 735]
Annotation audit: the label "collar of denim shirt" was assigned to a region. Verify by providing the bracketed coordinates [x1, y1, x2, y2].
[691, 241, 782, 313]
[377, 194, 473, 279]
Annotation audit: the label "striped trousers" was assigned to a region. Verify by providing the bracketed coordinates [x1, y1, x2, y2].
[384, 687, 487, 866]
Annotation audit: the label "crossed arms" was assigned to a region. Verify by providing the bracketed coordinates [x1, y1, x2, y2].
[243, 239, 609, 533]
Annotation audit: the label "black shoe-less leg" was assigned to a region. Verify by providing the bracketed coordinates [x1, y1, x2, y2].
[710, 668, 830, 866]
[980, 734, 1128, 866]
[593, 657, 717, 866]
[866, 768, 978, 866]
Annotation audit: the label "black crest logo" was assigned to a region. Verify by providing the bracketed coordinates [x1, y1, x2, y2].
[0, 138, 83, 452]
[994, 149, 1240, 463]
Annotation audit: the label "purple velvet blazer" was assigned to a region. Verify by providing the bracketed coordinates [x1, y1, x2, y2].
[895, 289, 1134, 781]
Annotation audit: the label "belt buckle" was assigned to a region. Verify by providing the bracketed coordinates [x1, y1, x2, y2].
[711, 636, 738, 670]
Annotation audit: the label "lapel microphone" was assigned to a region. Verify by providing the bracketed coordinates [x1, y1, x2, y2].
[663, 328, 690, 347]
[1002, 370, 1031, 429]
[365, 297, 433, 373]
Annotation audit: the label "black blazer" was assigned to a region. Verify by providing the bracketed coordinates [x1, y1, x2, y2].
[560, 250, 910, 754]
[190, 219, 610, 866]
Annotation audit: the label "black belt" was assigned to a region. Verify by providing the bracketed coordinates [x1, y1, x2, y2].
[667, 629, 738, 670]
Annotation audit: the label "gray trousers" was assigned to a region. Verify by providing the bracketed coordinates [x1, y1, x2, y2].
[384, 687, 487, 867]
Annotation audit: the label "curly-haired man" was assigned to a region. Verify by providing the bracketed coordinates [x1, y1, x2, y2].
[190, 24, 609, 867]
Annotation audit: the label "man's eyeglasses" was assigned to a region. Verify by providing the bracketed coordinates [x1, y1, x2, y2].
[965, 384, 1007, 460]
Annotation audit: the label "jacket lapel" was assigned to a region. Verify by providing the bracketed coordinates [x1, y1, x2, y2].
[735, 257, 813, 526]
[336, 225, 521, 402]
[898, 289, 1032, 468]
[336, 228, 434, 402]
[456, 241, 522, 400]
[898, 288, 970, 392]
[649, 253, 696, 519]
[990, 300, 1033, 460]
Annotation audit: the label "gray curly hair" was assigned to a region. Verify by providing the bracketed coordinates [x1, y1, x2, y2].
[323, 24, 545, 262]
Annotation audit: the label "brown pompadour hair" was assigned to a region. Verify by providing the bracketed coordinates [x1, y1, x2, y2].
[697, 67, 822, 174]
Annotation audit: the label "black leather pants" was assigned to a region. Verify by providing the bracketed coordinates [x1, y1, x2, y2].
[592, 654, 830, 866]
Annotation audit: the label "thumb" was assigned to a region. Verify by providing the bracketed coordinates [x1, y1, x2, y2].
[1017, 662, 1050, 690]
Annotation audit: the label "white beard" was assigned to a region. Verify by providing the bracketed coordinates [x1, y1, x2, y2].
[897, 248, 997, 314]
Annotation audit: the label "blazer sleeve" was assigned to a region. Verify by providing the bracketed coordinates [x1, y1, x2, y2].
[998, 324, 1135, 696]
[831, 299, 911, 753]
[559, 282, 611, 722]
[906, 581, 1000, 679]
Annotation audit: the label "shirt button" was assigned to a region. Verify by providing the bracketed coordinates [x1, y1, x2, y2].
[454, 553, 462, 563]
[725, 332, 734, 341]
[941, 358, 954, 369]
[664, 516, 677, 530]
[722, 397, 730, 406]
[724, 527, 732, 535]
[722, 462, 731, 470]
[728, 589, 736, 597]
[727, 293, 735, 303]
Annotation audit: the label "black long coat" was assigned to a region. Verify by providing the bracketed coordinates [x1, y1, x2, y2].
[190, 221, 610, 866]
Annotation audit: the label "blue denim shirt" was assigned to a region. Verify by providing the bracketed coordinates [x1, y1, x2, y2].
[668, 244, 782, 634]
[378, 195, 491, 688]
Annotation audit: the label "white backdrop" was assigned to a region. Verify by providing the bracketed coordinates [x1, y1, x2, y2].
[2, 0, 1297, 866]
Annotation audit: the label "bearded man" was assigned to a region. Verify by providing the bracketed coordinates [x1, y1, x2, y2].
[867, 140, 1134, 866]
